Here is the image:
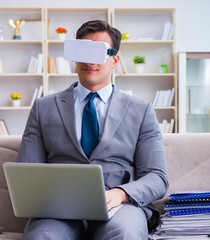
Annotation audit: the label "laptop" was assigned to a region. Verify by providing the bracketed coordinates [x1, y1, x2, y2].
[3, 162, 122, 221]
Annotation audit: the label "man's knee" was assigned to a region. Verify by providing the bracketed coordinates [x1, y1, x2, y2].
[23, 218, 86, 240]
[89, 204, 149, 240]
[113, 222, 148, 240]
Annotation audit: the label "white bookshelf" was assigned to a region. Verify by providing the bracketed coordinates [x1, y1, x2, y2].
[0, 7, 178, 134]
[112, 8, 177, 132]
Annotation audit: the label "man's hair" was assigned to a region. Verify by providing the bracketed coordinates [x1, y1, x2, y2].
[76, 20, 122, 52]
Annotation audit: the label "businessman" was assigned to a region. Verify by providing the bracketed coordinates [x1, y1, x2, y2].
[17, 20, 168, 240]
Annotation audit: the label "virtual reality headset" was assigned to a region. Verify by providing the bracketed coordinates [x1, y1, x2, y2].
[64, 38, 118, 64]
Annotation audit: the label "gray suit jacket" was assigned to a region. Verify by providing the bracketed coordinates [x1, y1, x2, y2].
[17, 82, 168, 225]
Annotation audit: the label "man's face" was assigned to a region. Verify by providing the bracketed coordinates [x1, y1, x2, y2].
[76, 31, 119, 91]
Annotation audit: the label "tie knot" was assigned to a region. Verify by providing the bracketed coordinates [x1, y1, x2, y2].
[88, 92, 98, 101]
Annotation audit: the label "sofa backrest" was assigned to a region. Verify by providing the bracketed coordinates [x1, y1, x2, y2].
[1, 134, 210, 232]
[155, 133, 210, 212]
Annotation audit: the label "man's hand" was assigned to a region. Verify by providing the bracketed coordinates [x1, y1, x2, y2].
[106, 188, 130, 211]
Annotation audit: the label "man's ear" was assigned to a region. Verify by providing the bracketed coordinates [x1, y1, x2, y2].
[112, 54, 120, 69]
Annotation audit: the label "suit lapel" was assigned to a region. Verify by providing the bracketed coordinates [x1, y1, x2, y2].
[55, 84, 86, 158]
[90, 89, 131, 159]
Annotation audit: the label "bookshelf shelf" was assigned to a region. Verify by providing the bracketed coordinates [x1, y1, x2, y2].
[0, 73, 44, 76]
[0, 106, 31, 110]
[155, 106, 176, 110]
[114, 73, 176, 77]
[0, 40, 43, 44]
[121, 40, 175, 44]
[48, 73, 78, 77]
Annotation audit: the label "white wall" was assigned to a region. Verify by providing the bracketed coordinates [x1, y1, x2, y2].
[0, 0, 210, 52]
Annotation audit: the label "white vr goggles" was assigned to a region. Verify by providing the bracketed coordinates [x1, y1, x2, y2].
[64, 38, 118, 64]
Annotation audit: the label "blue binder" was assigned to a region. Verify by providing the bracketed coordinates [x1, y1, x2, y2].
[166, 191, 210, 216]
[169, 208, 210, 216]
[169, 191, 210, 202]
[164, 201, 210, 210]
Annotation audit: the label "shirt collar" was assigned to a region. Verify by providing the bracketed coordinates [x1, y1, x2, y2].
[76, 82, 113, 103]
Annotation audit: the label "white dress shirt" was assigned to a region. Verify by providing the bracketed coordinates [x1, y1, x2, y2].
[74, 82, 113, 142]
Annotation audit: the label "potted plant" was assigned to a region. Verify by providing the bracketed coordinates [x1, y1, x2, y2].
[159, 64, 169, 73]
[133, 55, 146, 73]
[55, 27, 67, 40]
[10, 92, 23, 107]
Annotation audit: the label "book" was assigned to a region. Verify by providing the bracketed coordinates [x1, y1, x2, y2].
[161, 90, 171, 107]
[156, 90, 165, 107]
[30, 85, 43, 106]
[164, 123, 171, 133]
[153, 91, 160, 107]
[56, 57, 64, 74]
[162, 22, 172, 40]
[27, 56, 36, 73]
[0, 119, 9, 135]
[55, 57, 71, 74]
[161, 119, 168, 133]
[169, 118, 175, 133]
[36, 85, 43, 99]
[167, 88, 175, 106]
[30, 87, 39, 106]
[33, 57, 39, 73]
[168, 23, 175, 40]
[36, 53, 43, 74]
[48, 57, 57, 73]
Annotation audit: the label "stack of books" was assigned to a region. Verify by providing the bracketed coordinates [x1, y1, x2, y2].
[150, 191, 210, 239]
[153, 88, 175, 107]
[159, 119, 175, 133]
[48, 57, 72, 74]
[27, 54, 43, 74]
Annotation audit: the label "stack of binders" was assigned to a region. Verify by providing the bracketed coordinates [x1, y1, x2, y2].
[165, 191, 210, 216]
[150, 191, 210, 239]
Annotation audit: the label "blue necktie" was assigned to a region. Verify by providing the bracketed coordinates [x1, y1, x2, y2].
[81, 92, 99, 158]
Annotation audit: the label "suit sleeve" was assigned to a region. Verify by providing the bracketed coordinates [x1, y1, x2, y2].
[118, 102, 169, 207]
[17, 99, 47, 163]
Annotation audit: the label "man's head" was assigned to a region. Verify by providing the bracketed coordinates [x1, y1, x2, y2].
[76, 20, 121, 53]
[75, 20, 122, 91]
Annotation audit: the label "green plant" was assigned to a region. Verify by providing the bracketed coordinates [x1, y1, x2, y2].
[133, 56, 146, 64]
